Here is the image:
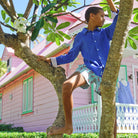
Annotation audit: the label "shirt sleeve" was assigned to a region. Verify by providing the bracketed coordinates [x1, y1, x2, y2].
[104, 9, 119, 40]
[55, 33, 81, 66]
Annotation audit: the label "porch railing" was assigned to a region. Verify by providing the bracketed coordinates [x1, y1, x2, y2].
[116, 103, 138, 133]
[72, 103, 138, 133]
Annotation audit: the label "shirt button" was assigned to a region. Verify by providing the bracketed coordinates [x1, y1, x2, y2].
[94, 40, 96, 42]
[99, 56, 101, 59]
[97, 49, 99, 51]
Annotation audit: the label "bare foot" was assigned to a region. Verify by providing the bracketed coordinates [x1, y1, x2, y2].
[48, 126, 73, 135]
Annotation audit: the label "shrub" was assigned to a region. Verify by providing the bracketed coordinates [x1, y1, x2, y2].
[0, 124, 24, 132]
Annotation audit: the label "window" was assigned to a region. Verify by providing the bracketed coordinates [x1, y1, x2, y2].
[7, 58, 12, 73]
[22, 76, 33, 114]
[0, 94, 2, 120]
[117, 65, 127, 82]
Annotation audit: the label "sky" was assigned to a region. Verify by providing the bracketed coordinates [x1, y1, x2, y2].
[0, 0, 93, 58]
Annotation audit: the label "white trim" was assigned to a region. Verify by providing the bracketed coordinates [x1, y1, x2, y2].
[51, 57, 57, 67]
[132, 65, 138, 104]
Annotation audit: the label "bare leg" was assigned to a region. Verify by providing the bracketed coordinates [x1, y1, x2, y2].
[48, 72, 86, 135]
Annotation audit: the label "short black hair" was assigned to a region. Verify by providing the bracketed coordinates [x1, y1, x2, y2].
[85, 7, 103, 23]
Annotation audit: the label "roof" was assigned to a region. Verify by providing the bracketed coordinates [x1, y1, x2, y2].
[2, 47, 14, 61]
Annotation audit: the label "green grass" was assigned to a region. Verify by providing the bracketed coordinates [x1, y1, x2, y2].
[0, 132, 138, 138]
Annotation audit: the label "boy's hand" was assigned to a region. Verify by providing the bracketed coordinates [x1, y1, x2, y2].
[38, 55, 52, 65]
[106, 0, 117, 13]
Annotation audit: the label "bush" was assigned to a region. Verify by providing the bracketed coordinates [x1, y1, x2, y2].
[0, 124, 24, 132]
[0, 132, 47, 138]
[0, 132, 137, 138]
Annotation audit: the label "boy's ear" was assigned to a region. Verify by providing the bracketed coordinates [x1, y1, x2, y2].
[89, 13, 95, 20]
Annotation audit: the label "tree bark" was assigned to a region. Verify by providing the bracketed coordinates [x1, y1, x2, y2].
[0, 31, 66, 138]
[99, 0, 134, 138]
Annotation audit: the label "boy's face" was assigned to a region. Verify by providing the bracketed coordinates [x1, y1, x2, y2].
[90, 10, 105, 27]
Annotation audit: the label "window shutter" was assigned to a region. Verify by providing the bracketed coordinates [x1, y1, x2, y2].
[28, 77, 33, 111]
[23, 81, 27, 112]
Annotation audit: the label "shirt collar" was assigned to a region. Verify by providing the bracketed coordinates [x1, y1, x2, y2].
[82, 28, 101, 34]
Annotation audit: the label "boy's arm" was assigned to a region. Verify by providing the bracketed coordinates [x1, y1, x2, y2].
[107, 0, 117, 13]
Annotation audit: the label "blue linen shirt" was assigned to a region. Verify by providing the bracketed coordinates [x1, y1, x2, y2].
[56, 12, 119, 77]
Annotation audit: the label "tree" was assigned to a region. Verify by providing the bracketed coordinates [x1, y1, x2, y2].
[0, 60, 7, 77]
[0, 0, 137, 138]
[100, 0, 135, 137]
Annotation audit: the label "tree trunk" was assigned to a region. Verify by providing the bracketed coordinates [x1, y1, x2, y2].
[0, 32, 66, 138]
[99, 0, 134, 138]
[16, 44, 66, 138]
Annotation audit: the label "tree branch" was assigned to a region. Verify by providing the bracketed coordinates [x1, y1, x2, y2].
[53, 12, 87, 24]
[71, 3, 101, 12]
[9, 0, 18, 19]
[0, 25, 4, 44]
[31, 1, 39, 24]
[55, 0, 69, 11]
[0, 0, 16, 21]
[0, 21, 17, 31]
[1, 0, 10, 9]
[24, 0, 33, 18]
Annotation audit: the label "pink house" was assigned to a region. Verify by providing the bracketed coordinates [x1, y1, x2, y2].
[0, 0, 138, 133]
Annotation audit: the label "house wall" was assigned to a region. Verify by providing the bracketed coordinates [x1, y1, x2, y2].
[121, 55, 138, 104]
[0, 71, 59, 132]
[11, 56, 23, 71]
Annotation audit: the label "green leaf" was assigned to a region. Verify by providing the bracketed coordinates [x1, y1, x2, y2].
[18, 13, 23, 17]
[41, 3, 56, 14]
[55, 37, 60, 45]
[107, 6, 111, 18]
[63, 5, 67, 11]
[45, 16, 58, 23]
[114, 2, 120, 5]
[42, 0, 48, 5]
[128, 37, 137, 49]
[102, 6, 108, 12]
[129, 26, 138, 35]
[31, 27, 39, 41]
[125, 39, 128, 48]
[133, 8, 138, 14]
[129, 34, 138, 40]
[55, 33, 64, 42]
[58, 31, 71, 40]
[133, 13, 138, 23]
[56, 22, 70, 30]
[102, 23, 111, 28]
[44, 29, 51, 34]
[31, 18, 44, 41]
[45, 22, 53, 30]
[5, 17, 10, 23]
[36, 18, 44, 29]
[33, 0, 39, 5]
[1, 10, 6, 20]
[99, 3, 108, 7]
[46, 10, 64, 15]
[46, 32, 55, 42]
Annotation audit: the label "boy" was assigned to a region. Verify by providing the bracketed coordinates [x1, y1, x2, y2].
[39, 0, 118, 135]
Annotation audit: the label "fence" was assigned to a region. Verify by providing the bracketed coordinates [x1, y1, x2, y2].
[73, 103, 138, 133]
